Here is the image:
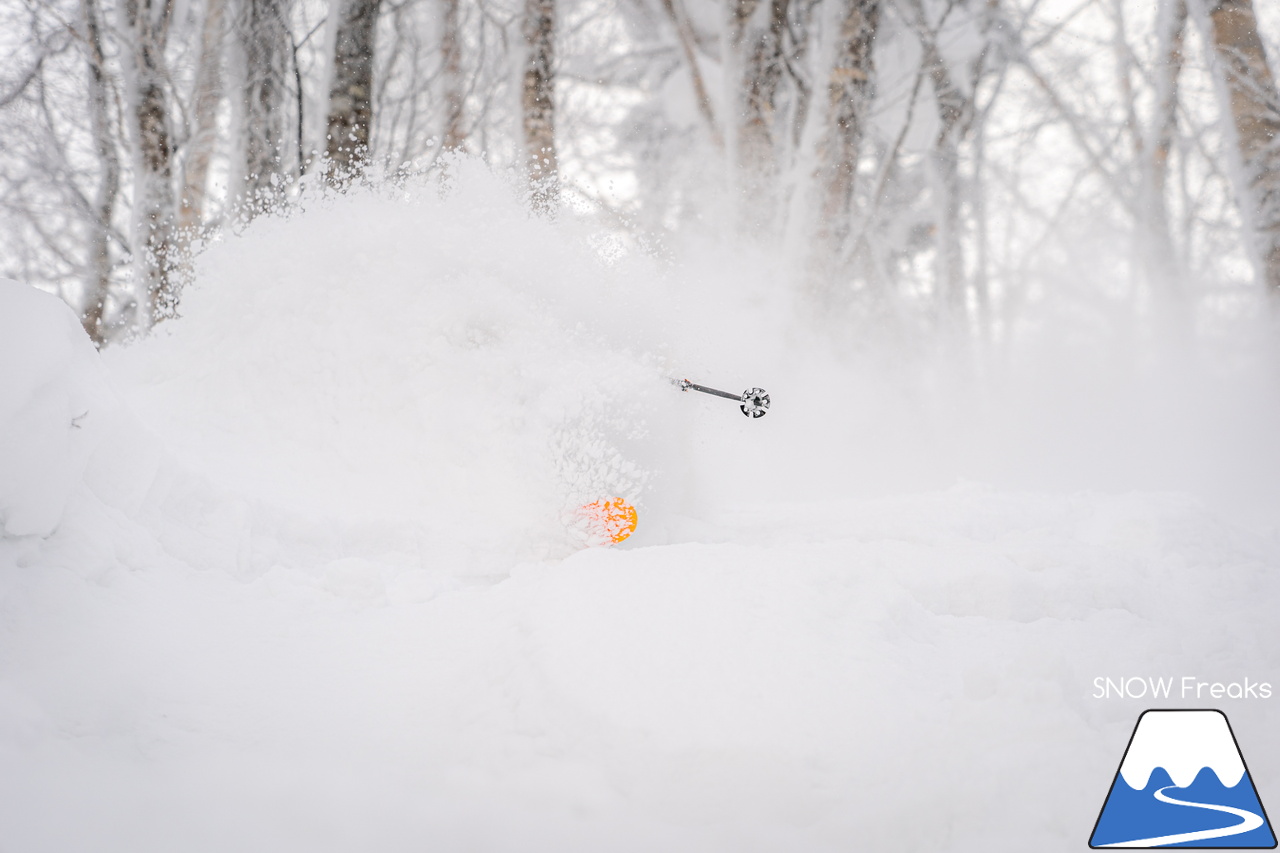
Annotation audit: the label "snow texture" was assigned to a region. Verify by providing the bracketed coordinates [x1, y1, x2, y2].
[2, 166, 1280, 852]
[0, 279, 122, 537]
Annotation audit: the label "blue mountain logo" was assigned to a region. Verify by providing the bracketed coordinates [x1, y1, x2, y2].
[1090, 709, 1276, 848]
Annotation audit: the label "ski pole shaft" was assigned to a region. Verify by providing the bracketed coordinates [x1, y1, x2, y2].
[682, 381, 742, 402]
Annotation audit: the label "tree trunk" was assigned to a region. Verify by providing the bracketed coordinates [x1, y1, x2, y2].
[728, 0, 789, 230]
[1142, 0, 1190, 325]
[658, 0, 721, 149]
[237, 0, 292, 209]
[522, 0, 557, 211]
[82, 0, 119, 345]
[326, 0, 382, 181]
[1152, 0, 1187, 205]
[915, 7, 970, 319]
[901, 0, 967, 318]
[813, 0, 878, 258]
[440, 0, 466, 152]
[180, 0, 226, 230]
[1203, 0, 1280, 294]
[123, 0, 178, 327]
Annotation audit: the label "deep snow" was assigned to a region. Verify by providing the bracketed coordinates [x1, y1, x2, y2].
[3, 166, 1280, 852]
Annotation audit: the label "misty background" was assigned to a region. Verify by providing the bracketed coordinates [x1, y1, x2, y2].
[4, 0, 1280, 510]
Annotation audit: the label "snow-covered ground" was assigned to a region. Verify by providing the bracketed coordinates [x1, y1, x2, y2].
[3, 167, 1279, 852]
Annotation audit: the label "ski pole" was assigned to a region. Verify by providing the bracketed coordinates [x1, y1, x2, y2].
[674, 379, 771, 418]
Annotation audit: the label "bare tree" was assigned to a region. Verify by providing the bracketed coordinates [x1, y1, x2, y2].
[658, 0, 721, 149]
[440, 0, 466, 152]
[81, 0, 119, 343]
[326, 0, 384, 181]
[904, 0, 976, 319]
[180, 0, 227, 230]
[236, 0, 293, 208]
[522, 0, 557, 210]
[812, 0, 879, 262]
[122, 0, 179, 325]
[727, 0, 790, 229]
[1140, 0, 1190, 323]
[1200, 0, 1280, 294]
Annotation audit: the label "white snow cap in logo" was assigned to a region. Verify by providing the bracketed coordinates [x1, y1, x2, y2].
[1119, 710, 1246, 790]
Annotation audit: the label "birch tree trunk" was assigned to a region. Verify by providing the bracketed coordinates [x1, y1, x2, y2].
[237, 0, 292, 209]
[914, 8, 970, 318]
[180, 0, 226, 230]
[1202, 0, 1280, 294]
[813, 0, 878, 259]
[1142, 0, 1190, 324]
[123, 0, 178, 326]
[728, 0, 789, 231]
[440, 0, 466, 152]
[82, 0, 119, 344]
[522, 0, 557, 211]
[326, 0, 383, 181]
[1152, 0, 1187, 207]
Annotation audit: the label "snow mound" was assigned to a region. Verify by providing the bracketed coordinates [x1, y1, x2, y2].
[0, 280, 122, 537]
[108, 168, 691, 565]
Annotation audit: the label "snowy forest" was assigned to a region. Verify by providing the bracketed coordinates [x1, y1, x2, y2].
[3, 0, 1280, 342]
[4, 0, 1280, 851]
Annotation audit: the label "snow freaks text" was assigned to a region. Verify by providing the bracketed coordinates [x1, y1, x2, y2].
[1093, 677, 1274, 701]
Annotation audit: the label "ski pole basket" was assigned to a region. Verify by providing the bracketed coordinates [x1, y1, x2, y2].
[675, 379, 771, 418]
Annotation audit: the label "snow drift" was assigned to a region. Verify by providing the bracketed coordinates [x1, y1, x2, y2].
[2, 164, 1279, 853]
[0, 279, 123, 537]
